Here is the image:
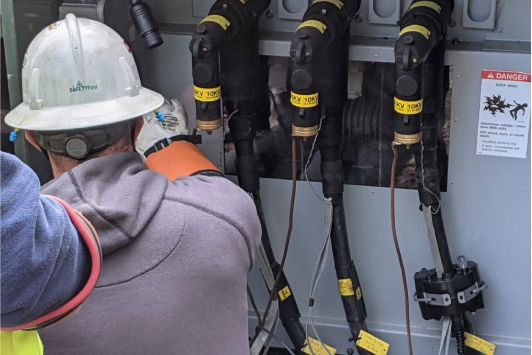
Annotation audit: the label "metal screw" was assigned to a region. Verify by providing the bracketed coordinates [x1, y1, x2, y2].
[354, 14, 363, 23]
[265, 9, 274, 18]
[456, 74, 461, 79]
[449, 18, 457, 27]
[454, 118, 458, 122]
[322, 8, 327, 14]
[451, 180, 455, 184]
[374, 53, 378, 58]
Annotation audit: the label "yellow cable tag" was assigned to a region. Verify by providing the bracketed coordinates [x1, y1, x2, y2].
[297, 20, 327, 34]
[394, 97, 423, 115]
[291, 92, 319, 108]
[356, 330, 390, 355]
[312, 0, 344, 10]
[200, 15, 231, 30]
[465, 332, 496, 355]
[399, 24, 431, 40]
[355, 286, 363, 300]
[338, 279, 355, 296]
[301, 337, 337, 355]
[193, 86, 221, 102]
[409, 1, 441, 13]
[278, 286, 292, 301]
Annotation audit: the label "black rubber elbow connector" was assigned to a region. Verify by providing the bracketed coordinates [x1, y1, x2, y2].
[130, 0, 163, 49]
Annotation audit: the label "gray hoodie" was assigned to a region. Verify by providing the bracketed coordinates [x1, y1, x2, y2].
[39, 152, 261, 355]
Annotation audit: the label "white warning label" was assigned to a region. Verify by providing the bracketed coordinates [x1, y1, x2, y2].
[476, 70, 531, 158]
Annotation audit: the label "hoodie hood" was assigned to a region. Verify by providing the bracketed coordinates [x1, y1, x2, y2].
[42, 152, 168, 255]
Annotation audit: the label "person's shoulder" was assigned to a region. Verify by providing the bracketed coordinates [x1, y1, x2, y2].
[164, 175, 260, 243]
[166, 175, 255, 217]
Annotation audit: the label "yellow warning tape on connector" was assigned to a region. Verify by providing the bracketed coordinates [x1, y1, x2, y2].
[394, 97, 423, 115]
[193, 86, 221, 102]
[465, 332, 496, 355]
[338, 279, 355, 296]
[409, 1, 442, 13]
[355, 286, 363, 300]
[297, 20, 327, 34]
[399, 24, 431, 39]
[301, 337, 337, 355]
[278, 286, 292, 301]
[291, 92, 319, 108]
[312, 0, 344, 10]
[200, 15, 231, 30]
[356, 330, 390, 355]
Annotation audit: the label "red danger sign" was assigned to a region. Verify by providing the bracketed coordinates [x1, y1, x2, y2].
[482, 70, 531, 82]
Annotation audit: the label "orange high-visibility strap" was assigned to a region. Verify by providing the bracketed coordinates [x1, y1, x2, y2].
[1, 197, 102, 332]
[145, 141, 220, 180]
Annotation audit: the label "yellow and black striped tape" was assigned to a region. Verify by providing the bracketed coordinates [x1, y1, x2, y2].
[398, 24, 431, 40]
[200, 15, 231, 30]
[296, 20, 327, 34]
[312, 0, 344, 10]
[409, 1, 442, 13]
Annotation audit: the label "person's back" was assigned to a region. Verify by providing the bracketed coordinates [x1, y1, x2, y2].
[4, 14, 261, 354]
[39, 152, 260, 354]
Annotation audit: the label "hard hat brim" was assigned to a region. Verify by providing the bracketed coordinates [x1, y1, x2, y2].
[5, 88, 164, 131]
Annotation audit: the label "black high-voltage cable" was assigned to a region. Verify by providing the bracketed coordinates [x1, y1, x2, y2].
[190, 1, 308, 352]
[289, 1, 374, 353]
[393, 2, 486, 354]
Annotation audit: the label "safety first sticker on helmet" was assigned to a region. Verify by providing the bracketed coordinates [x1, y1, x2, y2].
[476, 70, 531, 158]
[193, 86, 221, 102]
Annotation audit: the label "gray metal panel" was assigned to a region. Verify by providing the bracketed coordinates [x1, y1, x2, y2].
[138, 31, 530, 353]
[144, 0, 531, 43]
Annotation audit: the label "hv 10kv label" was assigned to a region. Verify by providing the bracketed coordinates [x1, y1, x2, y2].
[394, 97, 423, 115]
[193, 86, 221, 102]
[476, 70, 530, 158]
[291, 92, 319, 108]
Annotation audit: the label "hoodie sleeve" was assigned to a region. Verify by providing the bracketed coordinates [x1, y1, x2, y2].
[1, 152, 95, 328]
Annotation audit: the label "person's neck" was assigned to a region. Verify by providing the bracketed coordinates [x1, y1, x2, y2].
[50, 144, 134, 178]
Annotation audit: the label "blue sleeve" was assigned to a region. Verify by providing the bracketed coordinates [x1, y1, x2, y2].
[1, 152, 90, 327]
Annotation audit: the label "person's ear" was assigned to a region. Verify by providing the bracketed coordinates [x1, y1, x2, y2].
[134, 117, 144, 140]
[24, 132, 43, 152]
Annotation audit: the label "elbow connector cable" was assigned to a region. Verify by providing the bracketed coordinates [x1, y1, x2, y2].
[190, 0, 270, 132]
[289, 0, 358, 138]
[393, 0, 453, 146]
[129, 0, 162, 49]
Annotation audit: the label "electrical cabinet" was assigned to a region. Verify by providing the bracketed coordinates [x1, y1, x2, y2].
[2, 0, 530, 353]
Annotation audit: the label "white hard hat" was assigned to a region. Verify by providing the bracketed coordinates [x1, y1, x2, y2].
[5, 14, 164, 131]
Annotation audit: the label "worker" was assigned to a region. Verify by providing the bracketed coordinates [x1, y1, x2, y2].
[1, 151, 101, 355]
[4, 14, 261, 355]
